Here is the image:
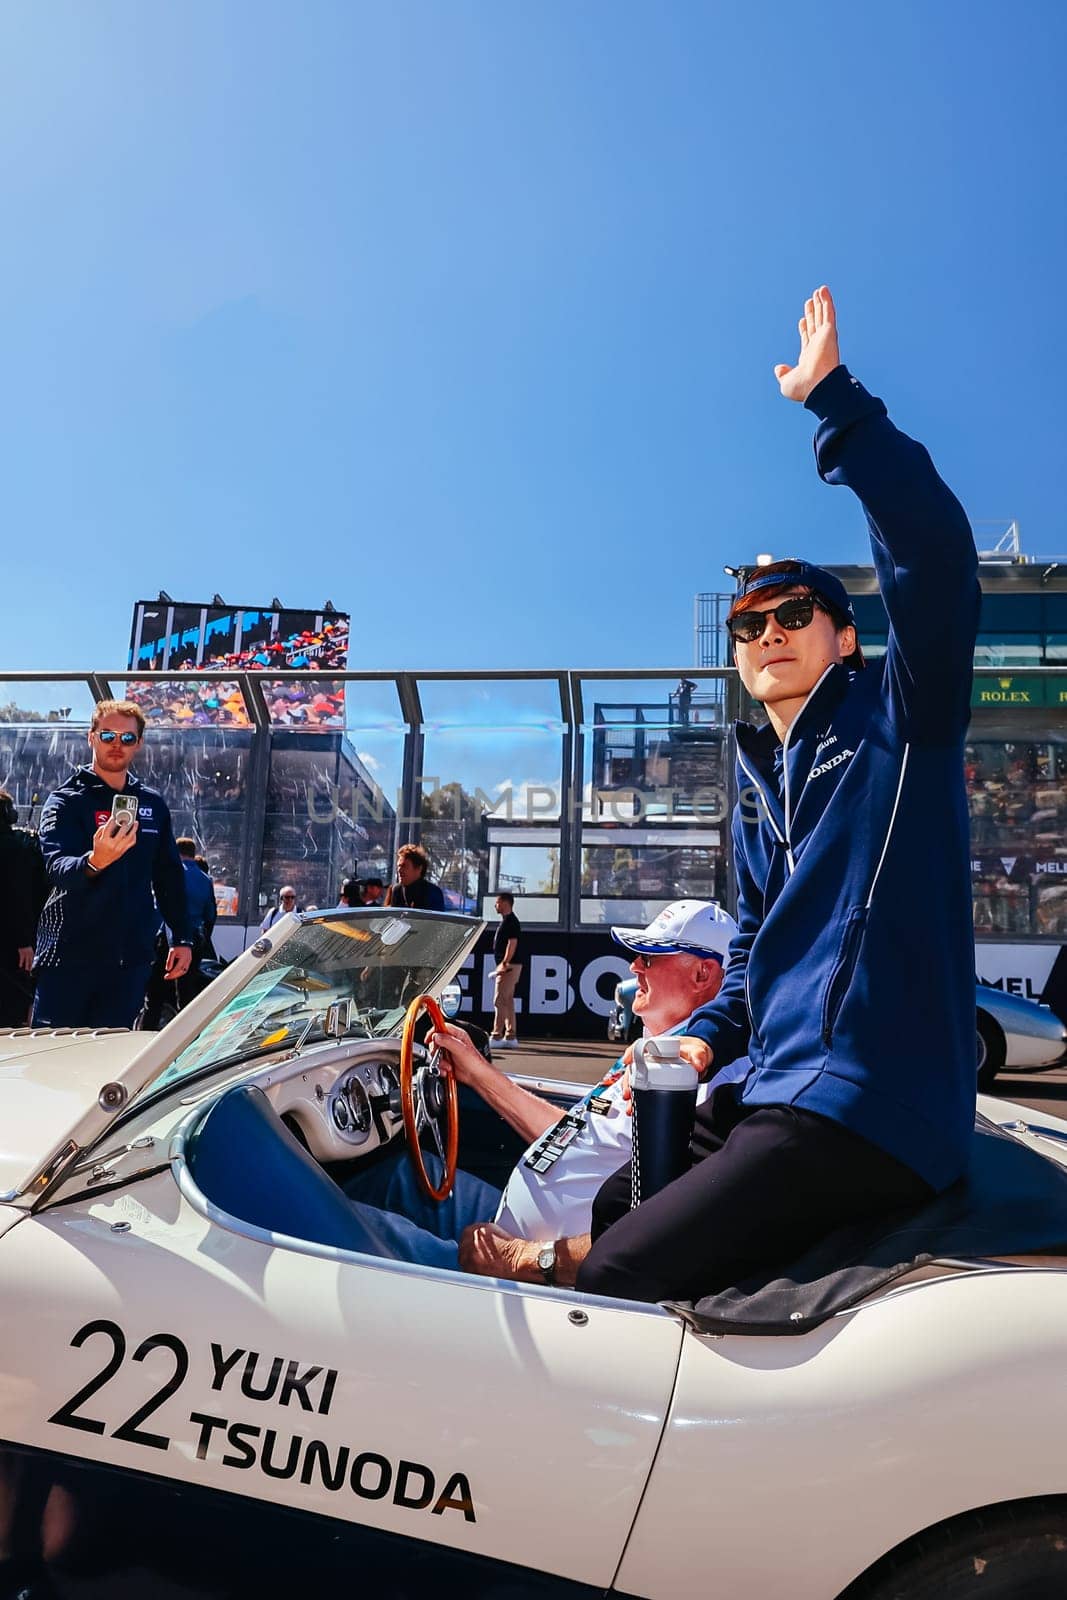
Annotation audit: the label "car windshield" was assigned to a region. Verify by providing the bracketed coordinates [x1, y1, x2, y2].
[141, 911, 478, 1100]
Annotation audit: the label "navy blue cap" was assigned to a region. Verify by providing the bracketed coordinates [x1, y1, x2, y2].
[727, 559, 864, 667]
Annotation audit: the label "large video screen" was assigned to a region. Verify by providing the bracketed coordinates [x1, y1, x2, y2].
[127, 602, 350, 728]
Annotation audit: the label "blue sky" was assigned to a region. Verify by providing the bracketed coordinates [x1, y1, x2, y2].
[2, 0, 1065, 675]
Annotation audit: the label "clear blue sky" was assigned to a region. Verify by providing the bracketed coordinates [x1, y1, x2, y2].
[2, 0, 1065, 674]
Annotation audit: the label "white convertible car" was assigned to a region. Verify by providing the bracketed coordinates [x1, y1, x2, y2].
[2, 906, 1067, 1599]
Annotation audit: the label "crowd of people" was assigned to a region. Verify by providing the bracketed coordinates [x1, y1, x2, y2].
[125, 679, 252, 728]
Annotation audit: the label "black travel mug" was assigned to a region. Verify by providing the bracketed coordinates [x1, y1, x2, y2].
[629, 1036, 700, 1208]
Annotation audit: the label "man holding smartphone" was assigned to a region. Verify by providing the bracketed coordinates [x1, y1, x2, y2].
[31, 701, 193, 1029]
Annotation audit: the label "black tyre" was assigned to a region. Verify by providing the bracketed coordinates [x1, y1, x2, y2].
[976, 1009, 1006, 1092]
[839, 1498, 1067, 1599]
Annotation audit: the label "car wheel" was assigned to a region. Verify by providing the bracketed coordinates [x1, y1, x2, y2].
[976, 1009, 1006, 1092]
[838, 1498, 1067, 1598]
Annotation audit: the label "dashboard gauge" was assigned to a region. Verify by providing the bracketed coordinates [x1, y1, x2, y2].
[330, 1074, 372, 1142]
[343, 1075, 372, 1134]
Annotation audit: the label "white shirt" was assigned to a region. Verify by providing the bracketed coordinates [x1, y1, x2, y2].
[494, 1057, 750, 1242]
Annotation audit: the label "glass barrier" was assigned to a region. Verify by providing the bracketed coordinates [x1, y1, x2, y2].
[577, 676, 729, 925]
[580, 676, 729, 824]
[579, 831, 726, 926]
[0, 727, 95, 827]
[260, 736, 398, 920]
[968, 702, 1067, 938]
[8, 668, 1067, 944]
[482, 830, 562, 923]
[418, 678, 566, 917]
[0, 680, 96, 728]
[137, 727, 255, 916]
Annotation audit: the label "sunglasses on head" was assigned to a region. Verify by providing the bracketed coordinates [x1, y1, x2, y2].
[726, 593, 834, 645]
[95, 730, 140, 746]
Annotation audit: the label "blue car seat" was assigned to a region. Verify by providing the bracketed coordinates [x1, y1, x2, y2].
[183, 1083, 400, 1257]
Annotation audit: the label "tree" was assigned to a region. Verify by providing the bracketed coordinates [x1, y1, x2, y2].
[419, 782, 485, 904]
[0, 701, 72, 725]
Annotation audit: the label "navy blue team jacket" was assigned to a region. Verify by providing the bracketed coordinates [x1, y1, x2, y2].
[686, 365, 980, 1193]
[34, 766, 192, 971]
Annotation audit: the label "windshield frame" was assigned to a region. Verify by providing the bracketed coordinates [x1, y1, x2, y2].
[134, 907, 482, 1107]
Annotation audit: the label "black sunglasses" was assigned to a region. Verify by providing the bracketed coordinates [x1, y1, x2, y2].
[634, 949, 722, 969]
[726, 594, 833, 645]
[95, 730, 141, 746]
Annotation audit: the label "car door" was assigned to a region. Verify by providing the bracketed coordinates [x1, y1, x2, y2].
[0, 1166, 684, 1596]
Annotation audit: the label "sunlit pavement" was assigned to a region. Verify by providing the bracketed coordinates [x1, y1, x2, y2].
[502, 1039, 1067, 1117]
[990, 1062, 1067, 1121]
[492, 1036, 620, 1086]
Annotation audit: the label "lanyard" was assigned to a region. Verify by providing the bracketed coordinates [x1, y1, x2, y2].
[522, 1065, 624, 1174]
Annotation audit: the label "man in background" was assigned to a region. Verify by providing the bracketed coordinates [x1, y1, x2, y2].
[490, 890, 522, 1049]
[0, 790, 46, 1026]
[360, 876, 385, 906]
[141, 837, 218, 1027]
[385, 845, 445, 911]
[32, 701, 192, 1029]
[261, 885, 299, 931]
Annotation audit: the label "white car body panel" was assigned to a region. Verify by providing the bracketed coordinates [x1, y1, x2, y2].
[620, 1269, 1067, 1599]
[0, 1171, 684, 1589]
[0, 1033, 147, 1197]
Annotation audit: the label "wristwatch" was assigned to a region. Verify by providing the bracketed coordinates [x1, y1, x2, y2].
[537, 1242, 557, 1286]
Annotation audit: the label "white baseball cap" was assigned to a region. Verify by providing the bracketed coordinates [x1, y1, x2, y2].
[611, 899, 738, 964]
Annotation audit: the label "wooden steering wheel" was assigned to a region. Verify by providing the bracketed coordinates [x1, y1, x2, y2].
[399, 993, 459, 1201]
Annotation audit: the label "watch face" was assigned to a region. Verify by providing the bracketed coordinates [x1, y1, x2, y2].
[538, 1246, 555, 1272]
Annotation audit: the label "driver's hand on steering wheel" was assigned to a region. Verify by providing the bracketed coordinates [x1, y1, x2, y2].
[427, 1022, 491, 1087]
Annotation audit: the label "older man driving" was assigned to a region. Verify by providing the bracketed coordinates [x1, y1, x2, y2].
[341, 900, 749, 1282]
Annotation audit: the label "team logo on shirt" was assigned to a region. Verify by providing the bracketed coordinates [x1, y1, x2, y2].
[807, 747, 855, 782]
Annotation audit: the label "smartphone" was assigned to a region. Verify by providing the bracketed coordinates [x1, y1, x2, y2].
[110, 793, 139, 832]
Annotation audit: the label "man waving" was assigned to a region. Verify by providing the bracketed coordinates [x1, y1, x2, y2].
[580, 287, 980, 1305]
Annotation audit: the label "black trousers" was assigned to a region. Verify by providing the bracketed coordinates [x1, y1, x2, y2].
[576, 1087, 934, 1305]
[0, 952, 33, 1027]
[31, 962, 154, 1030]
[141, 937, 209, 1029]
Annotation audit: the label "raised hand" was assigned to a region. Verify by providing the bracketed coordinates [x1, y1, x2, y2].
[88, 816, 139, 872]
[774, 285, 840, 402]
